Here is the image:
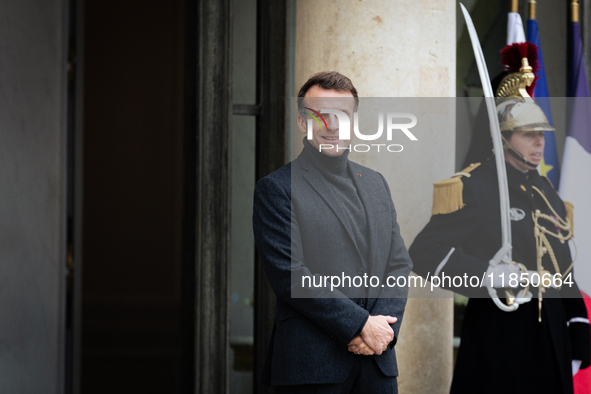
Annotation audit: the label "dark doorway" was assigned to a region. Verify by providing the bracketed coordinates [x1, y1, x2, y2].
[81, 1, 186, 392]
[77, 0, 289, 392]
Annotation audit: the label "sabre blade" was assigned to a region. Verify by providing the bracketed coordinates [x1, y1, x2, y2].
[460, 3, 512, 264]
[460, 4, 494, 98]
[460, 3, 523, 311]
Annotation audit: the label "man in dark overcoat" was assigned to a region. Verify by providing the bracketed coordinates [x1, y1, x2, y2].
[253, 71, 413, 393]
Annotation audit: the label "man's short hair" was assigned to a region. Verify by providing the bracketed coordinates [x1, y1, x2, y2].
[297, 71, 359, 112]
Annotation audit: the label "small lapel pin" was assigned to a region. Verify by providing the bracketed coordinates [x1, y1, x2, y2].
[357, 173, 361, 177]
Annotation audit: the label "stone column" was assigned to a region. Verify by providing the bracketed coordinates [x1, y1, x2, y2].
[294, 1, 456, 392]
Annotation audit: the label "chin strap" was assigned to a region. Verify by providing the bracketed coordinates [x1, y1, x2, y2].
[502, 135, 539, 169]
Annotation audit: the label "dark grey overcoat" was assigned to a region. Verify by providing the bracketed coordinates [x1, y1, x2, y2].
[253, 150, 413, 387]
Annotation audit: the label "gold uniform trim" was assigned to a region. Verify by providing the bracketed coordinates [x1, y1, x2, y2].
[564, 201, 574, 236]
[432, 163, 481, 215]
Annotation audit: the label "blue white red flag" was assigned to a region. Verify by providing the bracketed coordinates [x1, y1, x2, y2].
[559, 20, 591, 295]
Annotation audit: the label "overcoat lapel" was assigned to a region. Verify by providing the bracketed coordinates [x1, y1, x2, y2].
[349, 162, 380, 272]
[350, 162, 390, 305]
[299, 158, 365, 266]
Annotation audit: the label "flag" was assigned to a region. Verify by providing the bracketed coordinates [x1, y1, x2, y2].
[527, 18, 561, 186]
[559, 19, 591, 296]
[507, 12, 525, 45]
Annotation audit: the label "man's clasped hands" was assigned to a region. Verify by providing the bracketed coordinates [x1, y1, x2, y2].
[347, 315, 397, 356]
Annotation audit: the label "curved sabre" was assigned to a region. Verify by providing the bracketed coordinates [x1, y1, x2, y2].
[460, 4, 521, 312]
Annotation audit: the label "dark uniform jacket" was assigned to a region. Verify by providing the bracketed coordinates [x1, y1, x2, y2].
[410, 157, 591, 394]
[252, 147, 412, 387]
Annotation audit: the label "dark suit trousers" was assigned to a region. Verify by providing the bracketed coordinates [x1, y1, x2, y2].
[273, 355, 398, 394]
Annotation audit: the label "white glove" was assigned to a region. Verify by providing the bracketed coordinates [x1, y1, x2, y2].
[573, 360, 582, 376]
[482, 263, 520, 288]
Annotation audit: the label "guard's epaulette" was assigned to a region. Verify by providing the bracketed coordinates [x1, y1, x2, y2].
[432, 162, 481, 215]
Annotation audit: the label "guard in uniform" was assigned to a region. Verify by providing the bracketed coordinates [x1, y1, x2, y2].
[409, 45, 591, 393]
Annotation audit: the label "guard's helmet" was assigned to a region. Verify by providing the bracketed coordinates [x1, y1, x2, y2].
[497, 98, 555, 135]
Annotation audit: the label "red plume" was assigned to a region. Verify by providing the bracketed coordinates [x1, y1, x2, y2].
[499, 42, 540, 96]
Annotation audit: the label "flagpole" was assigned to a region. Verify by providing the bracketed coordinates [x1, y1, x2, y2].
[571, 0, 579, 23]
[511, 0, 519, 13]
[528, 0, 536, 20]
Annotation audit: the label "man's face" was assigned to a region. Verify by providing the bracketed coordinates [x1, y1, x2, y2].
[297, 85, 355, 157]
[504, 129, 546, 172]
